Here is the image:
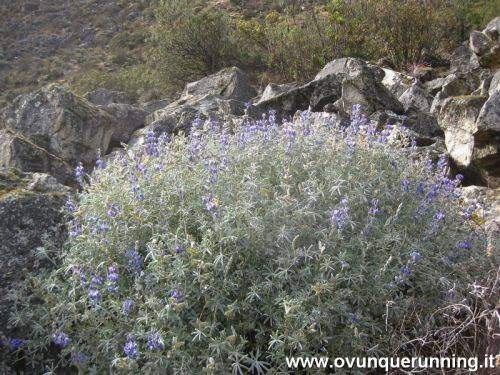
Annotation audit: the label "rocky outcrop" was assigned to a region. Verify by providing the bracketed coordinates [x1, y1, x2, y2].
[477, 91, 500, 134]
[0, 129, 73, 184]
[140, 99, 171, 115]
[255, 59, 403, 118]
[0, 84, 115, 183]
[437, 96, 486, 167]
[449, 42, 480, 73]
[370, 108, 442, 145]
[314, 57, 383, 81]
[429, 73, 480, 115]
[489, 70, 500, 95]
[254, 75, 342, 118]
[130, 68, 260, 148]
[399, 83, 433, 112]
[333, 60, 403, 116]
[0, 169, 70, 339]
[381, 68, 413, 97]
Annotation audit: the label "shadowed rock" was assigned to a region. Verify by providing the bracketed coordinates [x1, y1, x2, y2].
[0, 169, 70, 341]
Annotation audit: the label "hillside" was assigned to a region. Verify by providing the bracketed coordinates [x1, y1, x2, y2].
[0, 0, 156, 107]
[0, 0, 318, 107]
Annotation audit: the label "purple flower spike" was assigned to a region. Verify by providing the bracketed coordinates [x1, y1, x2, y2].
[146, 331, 165, 351]
[122, 299, 134, 315]
[124, 337, 139, 359]
[52, 332, 71, 348]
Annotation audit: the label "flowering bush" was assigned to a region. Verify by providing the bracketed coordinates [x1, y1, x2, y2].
[10, 109, 493, 373]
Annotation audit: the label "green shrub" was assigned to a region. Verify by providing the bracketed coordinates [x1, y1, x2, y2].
[234, 8, 343, 82]
[10, 109, 494, 372]
[325, 0, 500, 70]
[262, 10, 332, 81]
[151, 0, 237, 88]
[232, 0, 497, 81]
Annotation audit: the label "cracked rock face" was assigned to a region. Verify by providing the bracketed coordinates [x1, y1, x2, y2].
[438, 96, 486, 169]
[326, 59, 404, 117]
[438, 95, 499, 187]
[99, 103, 147, 148]
[0, 84, 114, 183]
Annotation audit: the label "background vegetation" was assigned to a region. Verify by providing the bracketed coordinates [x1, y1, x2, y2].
[1, 0, 498, 106]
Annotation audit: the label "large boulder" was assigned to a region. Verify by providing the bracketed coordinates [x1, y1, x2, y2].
[130, 97, 261, 151]
[425, 76, 452, 96]
[314, 57, 361, 80]
[314, 57, 384, 82]
[135, 67, 258, 145]
[430, 73, 480, 115]
[254, 80, 317, 117]
[0, 169, 69, 341]
[0, 84, 114, 182]
[438, 95, 486, 167]
[255, 59, 403, 118]
[332, 60, 404, 116]
[255, 75, 342, 116]
[0, 129, 73, 183]
[131, 104, 206, 149]
[180, 67, 257, 103]
[369, 109, 442, 145]
[451, 17, 500, 72]
[399, 83, 433, 112]
[309, 75, 343, 112]
[449, 42, 480, 73]
[438, 95, 499, 187]
[476, 91, 500, 133]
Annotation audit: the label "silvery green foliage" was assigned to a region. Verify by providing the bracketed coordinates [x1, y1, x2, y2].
[12, 108, 490, 373]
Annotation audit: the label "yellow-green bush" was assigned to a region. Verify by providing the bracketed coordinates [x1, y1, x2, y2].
[325, 0, 499, 70]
